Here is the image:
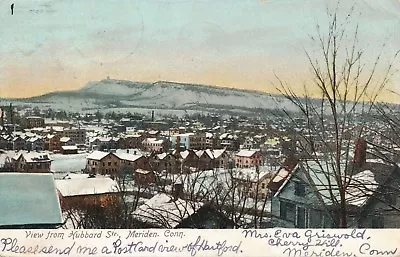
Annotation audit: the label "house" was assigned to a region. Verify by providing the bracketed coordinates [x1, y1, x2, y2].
[60, 136, 73, 146]
[218, 133, 240, 151]
[56, 175, 119, 211]
[235, 149, 262, 168]
[149, 152, 179, 174]
[271, 158, 399, 228]
[233, 166, 275, 198]
[45, 134, 61, 151]
[22, 116, 45, 129]
[170, 133, 206, 150]
[115, 152, 151, 171]
[210, 148, 230, 169]
[124, 134, 144, 149]
[142, 137, 164, 153]
[0, 173, 62, 228]
[131, 191, 234, 229]
[196, 150, 214, 171]
[62, 127, 86, 144]
[134, 169, 155, 184]
[26, 136, 44, 151]
[12, 136, 26, 150]
[172, 149, 199, 172]
[86, 151, 120, 175]
[11, 152, 52, 173]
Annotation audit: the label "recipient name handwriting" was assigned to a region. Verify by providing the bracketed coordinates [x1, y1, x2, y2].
[0, 229, 396, 256]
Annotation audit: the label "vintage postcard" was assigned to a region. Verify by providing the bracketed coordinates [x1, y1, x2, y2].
[0, 0, 399, 256]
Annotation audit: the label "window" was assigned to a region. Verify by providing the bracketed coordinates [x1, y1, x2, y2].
[372, 216, 384, 228]
[280, 201, 296, 222]
[296, 207, 307, 228]
[261, 183, 265, 189]
[295, 182, 306, 197]
[108, 162, 111, 166]
[309, 209, 323, 228]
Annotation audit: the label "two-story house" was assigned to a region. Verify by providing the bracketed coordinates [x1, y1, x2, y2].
[11, 152, 52, 173]
[235, 149, 262, 168]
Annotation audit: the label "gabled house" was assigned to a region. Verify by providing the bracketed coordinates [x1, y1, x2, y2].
[271, 159, 400, 228]
[26, 136, 44, 151]
[0, 173, 62, 229]
[12, 136, 27, 150]
[149, 152, 179, 174]
[172, 149, 199, 172]
[11, 152, 52, 173]
[45, 134, 61, 151]
[210, 148, 230, 169]
[86, 151, 120, 175]
[196, 150, 214, 171]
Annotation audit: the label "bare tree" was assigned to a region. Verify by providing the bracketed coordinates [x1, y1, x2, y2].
[274, 2, 399, 228]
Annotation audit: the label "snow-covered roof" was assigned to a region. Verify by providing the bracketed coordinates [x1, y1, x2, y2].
[157, 153, 167, 160]
[56, 177, 118, 197]
[180, 150, 191, 159]
[132, 193, 202, 228]
[0, 173, 62, 227]
[86, 151, 110, 161]
[12, 152, 52, 163]
[115, 152, 142, 162]
[236, 150, 258, 157]
[135, 169, 152, 175]
[143, 138, 164, 144]
[60, 137, 71, 142]
[233, 167, 274, 182]
[61, 145, 78, 150]
[211, 149, 226, 159]
[345, 170, 378, 207]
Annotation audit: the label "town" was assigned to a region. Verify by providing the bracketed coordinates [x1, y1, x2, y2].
[1, 101, 400, 230]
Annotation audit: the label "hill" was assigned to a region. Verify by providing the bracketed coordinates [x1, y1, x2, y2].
[0, 79, 297, 116]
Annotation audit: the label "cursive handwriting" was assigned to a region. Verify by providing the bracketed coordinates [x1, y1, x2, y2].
[1, 237, 75, 255]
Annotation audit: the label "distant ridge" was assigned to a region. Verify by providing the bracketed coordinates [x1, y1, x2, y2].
[0, 79, 299, 116]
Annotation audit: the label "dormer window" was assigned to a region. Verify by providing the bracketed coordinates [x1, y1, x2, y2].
[295, 182, 306, 197]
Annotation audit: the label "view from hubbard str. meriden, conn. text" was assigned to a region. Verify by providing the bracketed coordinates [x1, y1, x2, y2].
[0, 0, 400, 234]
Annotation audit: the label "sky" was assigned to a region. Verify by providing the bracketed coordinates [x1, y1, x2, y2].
[0, 0, 399, 101]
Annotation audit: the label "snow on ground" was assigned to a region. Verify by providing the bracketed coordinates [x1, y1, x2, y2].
[50, 152, 88, 173]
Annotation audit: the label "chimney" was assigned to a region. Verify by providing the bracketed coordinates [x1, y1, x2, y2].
[172, 182, 184, 200]
[1, 108, 4, 130]
[354, 138, 367, 167]
[151, 111, 155, 122]
[175, 136, 181, 153]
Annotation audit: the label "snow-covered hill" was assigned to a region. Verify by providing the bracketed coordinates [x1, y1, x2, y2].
[3, 79, 298, 116]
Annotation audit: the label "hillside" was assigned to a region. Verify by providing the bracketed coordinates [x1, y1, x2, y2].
[1, 79, 297, 116]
